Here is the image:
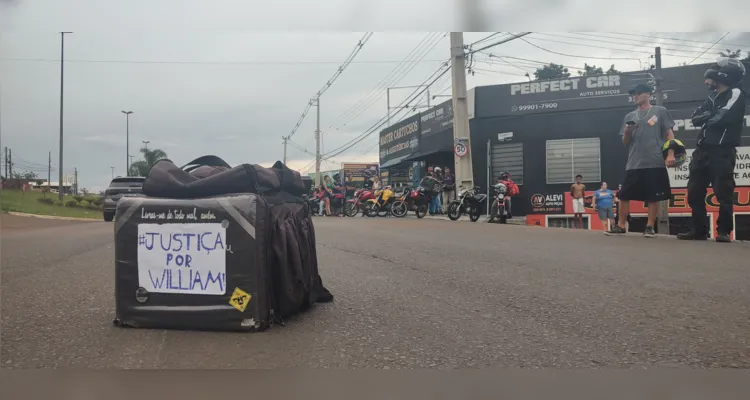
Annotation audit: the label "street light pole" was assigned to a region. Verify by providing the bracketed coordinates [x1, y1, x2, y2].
[142, 140, 150, 150]
[121, 111, 133, 176]
[59, 31, 73, 200]
[111, 166, 115, 179]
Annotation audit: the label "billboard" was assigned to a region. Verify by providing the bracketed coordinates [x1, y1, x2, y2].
[474, 63, 714, 119]
[342, 163, 379, 187]
[420, 99, 453, 137]
[379, 113, 420, 166]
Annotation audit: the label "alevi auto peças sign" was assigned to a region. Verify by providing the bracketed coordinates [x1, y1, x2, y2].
[529, 193, 564, 214]
[474, 63, 711, 118]
[379, 114, 420, 165]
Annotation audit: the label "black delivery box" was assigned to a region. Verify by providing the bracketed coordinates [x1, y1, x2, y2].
[113, 194, 272, 332]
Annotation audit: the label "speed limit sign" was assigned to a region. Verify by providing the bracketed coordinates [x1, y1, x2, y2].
[454, 141, 468, 157]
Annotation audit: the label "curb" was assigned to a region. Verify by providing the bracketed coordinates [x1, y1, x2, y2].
[420, 214, 527, 225]
[6, 211, 102, 222]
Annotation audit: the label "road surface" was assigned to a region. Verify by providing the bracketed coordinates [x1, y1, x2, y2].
[1, 213, 748, 368]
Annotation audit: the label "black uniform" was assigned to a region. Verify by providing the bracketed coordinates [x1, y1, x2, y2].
[687, 87, 746, 236]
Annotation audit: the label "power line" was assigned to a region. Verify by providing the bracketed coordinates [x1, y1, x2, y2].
[532, 32, 745, 56]
[321, 33, 446, 135]
[687, 32, 730, 65]
[609, 32, 750, 49]
[563, 32, 744, 53]
[469, 32, 507, 46]
[286, 32, 374, 140]
[322, 64, 452, 159]
[0, 57, 444, 66]
[522, 35, 718, 62]
[467, 32, 532, 55]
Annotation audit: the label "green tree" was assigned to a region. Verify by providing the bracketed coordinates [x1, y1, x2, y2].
[11, 170, 38, 180]
[129, 147, 168, 177]
[534, 63, 570, 80]
[577, 63, 604, 76]
[605, 64, 621, 75]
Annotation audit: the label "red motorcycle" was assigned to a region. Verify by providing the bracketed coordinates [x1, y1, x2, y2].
[390, 186, 429, 218]
[345, 187, 377, 217]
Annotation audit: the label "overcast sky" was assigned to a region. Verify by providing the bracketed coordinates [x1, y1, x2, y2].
[1, 1, 748, 191]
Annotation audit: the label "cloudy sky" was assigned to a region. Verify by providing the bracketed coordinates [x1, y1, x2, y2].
[1, 1, 748, 191]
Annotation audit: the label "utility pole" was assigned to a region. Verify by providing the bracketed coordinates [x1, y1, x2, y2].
[59, 31, 72, 201]
[314, 98, 321, 187]
[4, 147, 7, 178]
[122, 111, 133, 176]
[48, 151, 51, 195]
[653, 46, 669, 235]
[282, 136, 288, 164]
[74, 167, 78, 195]
[7, 149, 11, 178]
[450, 32, 474, 190]
[111, 166, 115, 179]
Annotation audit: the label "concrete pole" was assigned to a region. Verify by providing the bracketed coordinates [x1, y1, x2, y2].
[59, 32, 72, 200]
[654, 46, 669, 235]
[450, 32, 474, 190]
[282, 136, 288, 164]
[315, 98, 321, 187]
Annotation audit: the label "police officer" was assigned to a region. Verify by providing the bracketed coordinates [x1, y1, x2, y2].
[678, 57, 746, 242]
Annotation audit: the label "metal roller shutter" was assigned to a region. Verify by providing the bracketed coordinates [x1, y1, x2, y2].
[491, 142, 524, 185]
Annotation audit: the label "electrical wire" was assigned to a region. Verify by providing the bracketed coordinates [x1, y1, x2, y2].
[687, 32, 730, 65]
[467, 32, 532, 55]
[321, 33, 446, 134]
[561, 32, 746, 53]
[286, 32, 374, 140]
[609, 32, 749, 49]
[0, 57, 444, 66]
[322, 64, 452, 159]
[533, 32, 747, 56]
[522, 35, 718, 62]
[469, 32, 507, 46]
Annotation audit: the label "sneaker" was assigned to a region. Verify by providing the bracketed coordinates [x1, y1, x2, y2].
[715, 233, 732, 243]
[643, 226, 655, 238]
[605, 225, 627, 235]
[676, 231, 708, 241]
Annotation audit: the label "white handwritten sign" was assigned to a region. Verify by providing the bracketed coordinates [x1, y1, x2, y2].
[137, 223, 227, 295]
[669, 146, 750, 188]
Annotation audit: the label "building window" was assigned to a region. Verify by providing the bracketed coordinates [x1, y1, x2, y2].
[491, 142, 524, 185]
[546, 138, 601, 184]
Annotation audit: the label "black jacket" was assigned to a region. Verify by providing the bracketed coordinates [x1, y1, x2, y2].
[692, 87, 746, 147]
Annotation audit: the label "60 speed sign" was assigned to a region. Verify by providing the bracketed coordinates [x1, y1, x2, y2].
[454, 140, 468, 157]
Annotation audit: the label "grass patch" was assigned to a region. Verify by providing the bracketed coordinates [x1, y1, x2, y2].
[0, 189, 103, 219]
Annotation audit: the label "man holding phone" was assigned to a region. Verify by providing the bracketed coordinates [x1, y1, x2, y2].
[607, 84, 676, 238]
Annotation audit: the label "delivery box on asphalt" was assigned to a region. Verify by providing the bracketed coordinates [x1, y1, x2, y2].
[113, 156, 333, 332]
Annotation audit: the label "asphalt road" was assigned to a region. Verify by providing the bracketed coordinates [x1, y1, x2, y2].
[1, 213, 749, 369]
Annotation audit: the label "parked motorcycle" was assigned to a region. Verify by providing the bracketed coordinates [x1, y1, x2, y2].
[487, 182, 510, 224]
[390, 186, 429, 218]
[345, 187, 376, 217]
[365, 186, 396, 217]
[447, 186, 486, 222]
[303, 193, 321, 216]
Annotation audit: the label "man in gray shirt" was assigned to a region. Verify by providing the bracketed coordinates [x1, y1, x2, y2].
[608, 84, 676, 238]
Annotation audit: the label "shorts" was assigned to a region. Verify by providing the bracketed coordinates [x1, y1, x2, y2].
[572, 197, 585, 213]
[597, 207, 615, 220]
[618, 167, 672, 202]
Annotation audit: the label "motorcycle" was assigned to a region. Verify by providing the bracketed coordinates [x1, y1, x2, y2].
[447, 186, 486, 222]
[303, 193, 321, 216]
[330, 191, 346, 216]
[365, 186, 396, 217]
[390, 186, 429, 218]
[345, 187, 376, 217]
[487, 182, 510, 224]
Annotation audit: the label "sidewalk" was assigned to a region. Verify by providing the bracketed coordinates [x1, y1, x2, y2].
[419, 213, 527, 225]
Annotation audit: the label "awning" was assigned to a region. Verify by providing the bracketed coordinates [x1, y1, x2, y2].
[380, 154, 412, 169]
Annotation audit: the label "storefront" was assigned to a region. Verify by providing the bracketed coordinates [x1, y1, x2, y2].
[378, 113, 420, 186]
[404, 99, 456, 179]
[468, 61, 750, 240]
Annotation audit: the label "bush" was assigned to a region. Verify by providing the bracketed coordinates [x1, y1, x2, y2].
[73, 195, 84, 202]
[85, 196, 104, 206]
[65, 199, 79, 207]
[86, 203, 102, 211]
[80, 200, 90, 207]
[37, 197, 55, 205]
[54, 200, 64, 207]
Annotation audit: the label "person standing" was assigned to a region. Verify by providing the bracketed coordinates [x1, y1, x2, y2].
[570, 174, 586, 229]
[608, 84, 676, 238]
[442, 167, 455, 213]
[678, 58, 746, 243]
[433, 166, 444, 214]
[593, 182, 617, 231]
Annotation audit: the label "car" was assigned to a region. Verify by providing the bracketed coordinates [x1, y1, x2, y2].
[103, 176, 146, 221]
